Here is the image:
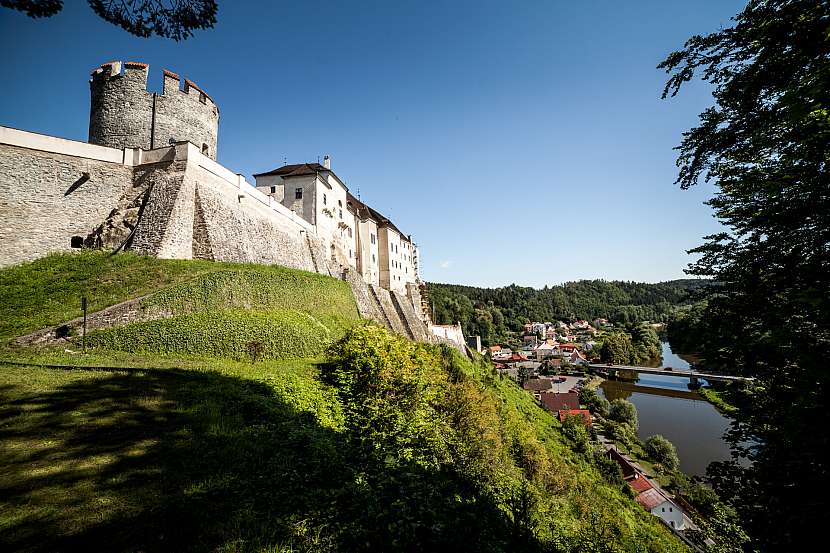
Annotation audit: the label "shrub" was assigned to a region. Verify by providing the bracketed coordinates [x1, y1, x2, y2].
[579, 388, 610, 417]
[645, 435, 680, 472]
[607, 399, 638, 429]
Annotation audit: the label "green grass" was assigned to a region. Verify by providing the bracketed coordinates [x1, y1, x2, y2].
[0, 251, 359, 345]
[699, 386, 739, 416]
[0, 254, 686, 551]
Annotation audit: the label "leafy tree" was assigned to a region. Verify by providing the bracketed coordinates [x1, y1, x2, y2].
[660, 0, 830, 548]
[606, 422, 638, 451]
[578, 387, 609, 417]
[607, 399, 638, 430]
[1, 0, 217, 40]
[561, 413, 591, 453]
[644, 435, 679, 472]
[599, 332, 637, 365]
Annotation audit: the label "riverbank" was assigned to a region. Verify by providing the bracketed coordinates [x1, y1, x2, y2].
[699, 386, 738, 416]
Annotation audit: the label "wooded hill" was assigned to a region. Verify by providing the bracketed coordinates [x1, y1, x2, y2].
[428, 279, 707, 345]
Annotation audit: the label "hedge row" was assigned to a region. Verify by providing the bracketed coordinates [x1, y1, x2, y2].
[85, 310, 355, 361]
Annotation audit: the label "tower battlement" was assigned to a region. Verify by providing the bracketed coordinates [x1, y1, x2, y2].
[88, 60, 219, 159]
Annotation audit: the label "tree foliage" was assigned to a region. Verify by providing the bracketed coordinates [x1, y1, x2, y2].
[607, 399, 638, 430]
[660, 1, 830, 548]
[1, 0, 217, 40]
[429, 279, 703, 345]
[645, 435, 679, 472]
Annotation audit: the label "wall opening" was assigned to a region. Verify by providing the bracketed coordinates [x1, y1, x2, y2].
[202, 143, 209, 155]
[70, 236, 83, 248]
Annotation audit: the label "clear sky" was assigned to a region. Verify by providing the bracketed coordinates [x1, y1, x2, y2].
[0, 0, 745, 286]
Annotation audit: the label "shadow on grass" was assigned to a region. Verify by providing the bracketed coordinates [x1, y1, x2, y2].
[0, 366, 537, 553]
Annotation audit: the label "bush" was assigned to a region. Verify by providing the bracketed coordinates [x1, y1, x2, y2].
[645, 435, 680, 472]
[579, 388, 610, 417]
[561, 414, 591, 453]
[606, 422, 639, 450]
[607, 399, 638, 429]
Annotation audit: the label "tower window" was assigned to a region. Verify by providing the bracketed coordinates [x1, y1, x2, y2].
[270, 186, 276, 194]
[339, 209, 342, 219]
[295, 188, 303, 199]
[371, 234, 376, 245]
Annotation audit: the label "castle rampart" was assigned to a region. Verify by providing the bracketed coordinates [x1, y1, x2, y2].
[88, 61, 219, 160]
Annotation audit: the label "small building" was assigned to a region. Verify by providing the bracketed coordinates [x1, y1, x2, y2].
[540, 392, 580, 413]
[523, 378, 554, 393]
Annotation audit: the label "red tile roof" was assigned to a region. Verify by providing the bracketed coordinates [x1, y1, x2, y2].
[558, 409, 592, 426]
[635, 488, 667, 511]
[523, 378, 553, 392]
[253, 162, 329, 178]
[628, 473, 653, 494]
[540, 392, 580, 413]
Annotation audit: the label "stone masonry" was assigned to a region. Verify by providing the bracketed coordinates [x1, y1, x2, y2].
[0, 60, 465, 348]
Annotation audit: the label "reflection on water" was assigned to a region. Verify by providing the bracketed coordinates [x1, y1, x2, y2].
[598, 342, 733, 476]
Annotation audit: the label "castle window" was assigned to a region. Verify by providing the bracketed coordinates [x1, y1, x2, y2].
[199, 92, 207, 104]
[338, 199, 342, 207]
[372, 254, 376, 263]
[202, 143, 209, 155]
[323, 194, 327, 205]
[270, 186, 276, 194]
[339, 209, 342, 219]
[295, 188, 303, 200]
[371, 234, 376, 245]
[70, 236, 83, 248]
[348, 227, 352, 238]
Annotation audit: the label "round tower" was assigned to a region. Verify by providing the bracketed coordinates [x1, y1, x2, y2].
[88, 61, 220, 159]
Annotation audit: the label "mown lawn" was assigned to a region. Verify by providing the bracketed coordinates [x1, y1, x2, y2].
[0, 355, 344, 553]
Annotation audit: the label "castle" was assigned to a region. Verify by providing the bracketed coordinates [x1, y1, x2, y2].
[0, 61, 461, 344]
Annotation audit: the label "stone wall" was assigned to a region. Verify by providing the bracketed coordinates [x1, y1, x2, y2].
[88, 62, 219, 160]
[0, 142, 134, 267]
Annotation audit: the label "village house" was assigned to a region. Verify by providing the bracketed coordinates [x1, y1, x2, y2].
[540, 392, 581, 413]
[606, 448, 691, 531]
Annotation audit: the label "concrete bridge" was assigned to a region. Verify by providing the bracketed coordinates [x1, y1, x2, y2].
[588, 364, 753, 385]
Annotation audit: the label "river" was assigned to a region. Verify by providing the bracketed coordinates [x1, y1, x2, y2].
[598, 342, 733, 476]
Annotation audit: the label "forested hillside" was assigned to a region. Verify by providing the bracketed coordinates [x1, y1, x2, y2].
[429, 279, 706, 344]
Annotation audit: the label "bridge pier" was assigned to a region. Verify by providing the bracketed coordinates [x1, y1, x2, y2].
[689, 375, 699, 386]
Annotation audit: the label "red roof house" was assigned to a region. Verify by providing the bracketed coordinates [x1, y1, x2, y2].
[540, 392, 580, 413]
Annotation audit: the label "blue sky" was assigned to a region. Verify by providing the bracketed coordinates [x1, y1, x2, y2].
[0, 0, 745, 286]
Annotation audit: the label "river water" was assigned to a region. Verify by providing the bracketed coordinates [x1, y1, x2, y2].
[598, 342, 733, 476]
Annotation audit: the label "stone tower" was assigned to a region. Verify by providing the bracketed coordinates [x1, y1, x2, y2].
[88, 61, 219, 159]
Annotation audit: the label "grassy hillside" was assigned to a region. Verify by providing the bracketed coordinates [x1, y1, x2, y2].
[0, 253, 686, 552]
[0, 252, 360, 360]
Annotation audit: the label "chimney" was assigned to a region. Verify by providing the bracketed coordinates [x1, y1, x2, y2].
[323, 155, 331, 169]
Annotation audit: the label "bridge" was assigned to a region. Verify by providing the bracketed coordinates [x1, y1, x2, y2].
[587, 364, 753, 384]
